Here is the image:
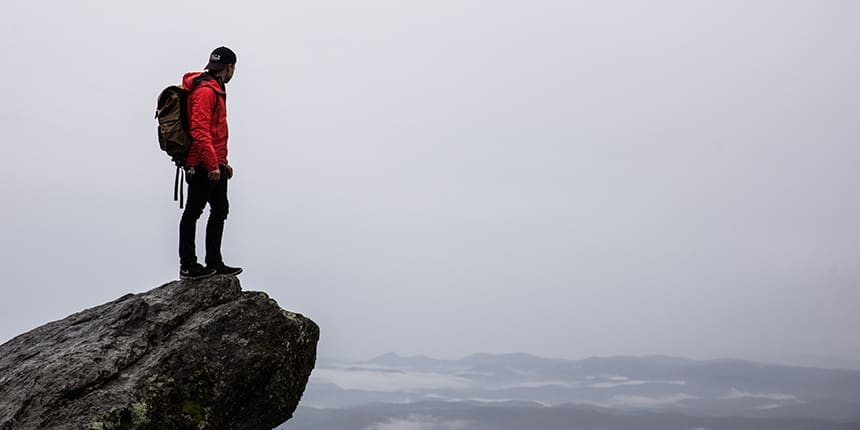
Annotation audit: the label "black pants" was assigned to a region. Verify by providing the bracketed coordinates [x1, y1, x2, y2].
[179, 165, 229, 267]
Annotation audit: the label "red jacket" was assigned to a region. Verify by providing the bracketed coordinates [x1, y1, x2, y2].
[182, 72, 229, 172]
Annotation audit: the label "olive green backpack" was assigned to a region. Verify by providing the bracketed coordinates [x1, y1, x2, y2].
[155, 85, 214, 207]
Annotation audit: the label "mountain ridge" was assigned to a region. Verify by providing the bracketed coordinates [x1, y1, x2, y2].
[303, 351, 860, 422]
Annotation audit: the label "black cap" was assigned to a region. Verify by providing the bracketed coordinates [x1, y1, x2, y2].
[205, 46, 237, 72]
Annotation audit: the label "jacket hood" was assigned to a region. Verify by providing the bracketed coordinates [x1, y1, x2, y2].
[182, 72, 225, 94]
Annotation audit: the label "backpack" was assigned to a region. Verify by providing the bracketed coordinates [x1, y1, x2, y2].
[155, 85, 191, 166]
[155, 86, 191, 208]
[155, 84, 215, 208]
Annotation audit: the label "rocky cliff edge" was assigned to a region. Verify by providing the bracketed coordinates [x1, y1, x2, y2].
[0, 275, 319, 430]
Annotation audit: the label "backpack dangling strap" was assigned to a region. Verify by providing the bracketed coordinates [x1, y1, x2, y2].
[180, 168, 185, 209]
[174, 166, 185, 209]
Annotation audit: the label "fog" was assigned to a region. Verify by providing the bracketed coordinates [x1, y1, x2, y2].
[1, 0, 859, 369]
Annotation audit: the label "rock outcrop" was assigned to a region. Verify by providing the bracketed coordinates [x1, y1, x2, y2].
[0, 276, 319, 430]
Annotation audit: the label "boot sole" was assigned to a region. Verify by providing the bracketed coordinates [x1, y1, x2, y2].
[215, 268, 243, 276]
[180, 271, 217, 281]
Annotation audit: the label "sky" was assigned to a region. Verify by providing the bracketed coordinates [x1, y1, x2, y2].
[1, 0, 859, 369]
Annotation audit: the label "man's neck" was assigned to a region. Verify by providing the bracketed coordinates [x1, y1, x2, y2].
[202, 72, 226, 89]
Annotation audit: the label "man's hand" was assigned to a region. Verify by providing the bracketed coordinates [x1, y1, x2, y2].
[225, 164, 234, 179]
[208, 168, 221, 182]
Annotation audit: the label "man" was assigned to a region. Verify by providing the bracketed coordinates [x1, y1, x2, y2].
[178, 46, 242, 280]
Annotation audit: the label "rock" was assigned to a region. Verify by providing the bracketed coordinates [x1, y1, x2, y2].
[0, 276, 319, 430]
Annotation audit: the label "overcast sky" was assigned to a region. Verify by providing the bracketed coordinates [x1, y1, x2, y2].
[1, 0, 858, 369]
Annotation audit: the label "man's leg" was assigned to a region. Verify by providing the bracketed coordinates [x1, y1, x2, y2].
[179, 168, 211, 267]
[204, 165, 229, 267]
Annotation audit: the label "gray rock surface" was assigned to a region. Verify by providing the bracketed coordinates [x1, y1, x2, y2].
[0, 276, 319, 430]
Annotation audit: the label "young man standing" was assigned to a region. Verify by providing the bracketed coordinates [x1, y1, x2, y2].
[178, 46, 242, 280]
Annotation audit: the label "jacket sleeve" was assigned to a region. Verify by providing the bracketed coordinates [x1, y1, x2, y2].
[188, 86, 220, 172]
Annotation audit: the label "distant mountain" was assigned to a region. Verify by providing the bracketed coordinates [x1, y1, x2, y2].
[368, 352, 570, 370]
[300, 352, 860, 422]
[285, 401, 860, 430]
[367, 352, 450, 369]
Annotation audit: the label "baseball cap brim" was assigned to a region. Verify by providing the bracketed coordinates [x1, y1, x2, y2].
[205, 62, 228, 72]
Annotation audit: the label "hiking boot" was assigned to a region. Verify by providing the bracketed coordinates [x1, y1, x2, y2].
[207, 263, 243, 276]
[180, 263, 217, 280]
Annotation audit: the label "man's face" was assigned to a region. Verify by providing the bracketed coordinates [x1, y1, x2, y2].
[223, 63, 236, 83]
